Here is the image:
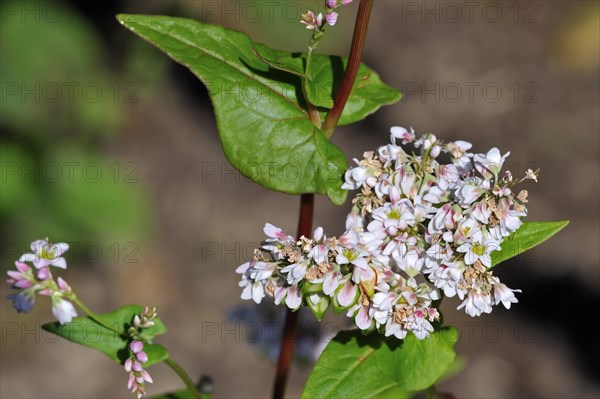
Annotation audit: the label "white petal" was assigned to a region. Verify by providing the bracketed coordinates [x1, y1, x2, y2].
[30, 239, 47, 253]
[52, 243, 69, 257]
[50, 257, 67, 269]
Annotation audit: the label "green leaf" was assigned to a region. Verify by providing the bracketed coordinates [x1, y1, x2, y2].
[254, 50, 402, 124]
[42, 304, 169, 367]
[117, 14, 347, 204]
[301, 328, 458, 399]
[374, 386, 411, 399]
[491, 221, 569, 267]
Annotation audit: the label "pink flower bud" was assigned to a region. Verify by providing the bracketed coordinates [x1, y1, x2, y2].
[127, 373, 136, 390]
[136, 351, 148, 363]
[130, 340, 144, 354]
[57, 277, 70, 292]
[342, 0, 353, 4]
[140, 369, 153, 383]
[36, 267, 51, 281]
[326, 11, 339, 26]
[326, 0, 337, 8]
[132, 361, 143, 372]
[133, 315, 141, 328]
[15, 261, 30, 273]
[15, 279, 33, 289]
[124, 358, 133, 372]
[7, 271, 23, 281]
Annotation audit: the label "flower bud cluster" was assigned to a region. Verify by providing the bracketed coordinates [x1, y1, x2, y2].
[6, 238, 77, 325]
[123, 307, 157, 398]
[128, 306, 158, 337]
[237, 127, 535, 339]
[124, 340, 153, 399]
[301, 0, 354, 30]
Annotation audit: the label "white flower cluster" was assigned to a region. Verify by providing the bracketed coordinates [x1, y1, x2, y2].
[237, 127, 536, 340]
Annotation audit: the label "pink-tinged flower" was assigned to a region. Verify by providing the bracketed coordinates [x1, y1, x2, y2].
[474, 148, 510, 179]
[326, 0, 338, 8]
[342, 0, 353, 4]
[456, 179, 486, 207]
[322, 270, 342, 296]
[353, 304, 374, 330]
[285, 285, 302, 309]
[51, 297, 77, 325]
[301, 11, 323, 30]
[406, 310, 435, 340]
[263, 223, 293, 242]
[495, 197, 526, 235]
[472, 200, 491, 224]
[19, 238, 69, 269]
[493, 282, 521, 309]
[457, 291, 493, 317]
[326, 11, 338, 26]
[337, 279, 359, 307]
[390, 126, 415, 144]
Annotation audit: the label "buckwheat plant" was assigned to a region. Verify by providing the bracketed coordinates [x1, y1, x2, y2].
[7, 1, 567, 398]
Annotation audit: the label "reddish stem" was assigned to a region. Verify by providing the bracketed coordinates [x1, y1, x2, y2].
[322, 0, 374, 137]
[272, 194, 314, 399]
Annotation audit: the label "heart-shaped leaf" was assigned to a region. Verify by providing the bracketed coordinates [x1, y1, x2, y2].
[42, 304, 169, 367]
[117, 14, 348, 204]
[301, 328, 458, 398]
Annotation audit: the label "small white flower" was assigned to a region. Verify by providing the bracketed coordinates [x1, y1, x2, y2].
[393, 250, 423, 278]
[51, 297, 77, 325]
[19, 238, 69, 269]
[457, 291, 493, 317]
[456, 178, 487, 207]
[474, 148, 510, 179]
[456, 240, 500, 268]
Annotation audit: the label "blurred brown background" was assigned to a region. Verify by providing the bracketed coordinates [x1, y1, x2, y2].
[1, 1, 598, 398]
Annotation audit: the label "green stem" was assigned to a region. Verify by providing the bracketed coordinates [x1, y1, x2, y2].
[70, 296, 126, 338]
[303, 26, 325, 127]
[322, 0, 374, 137]
[165, 357, 203, 399]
